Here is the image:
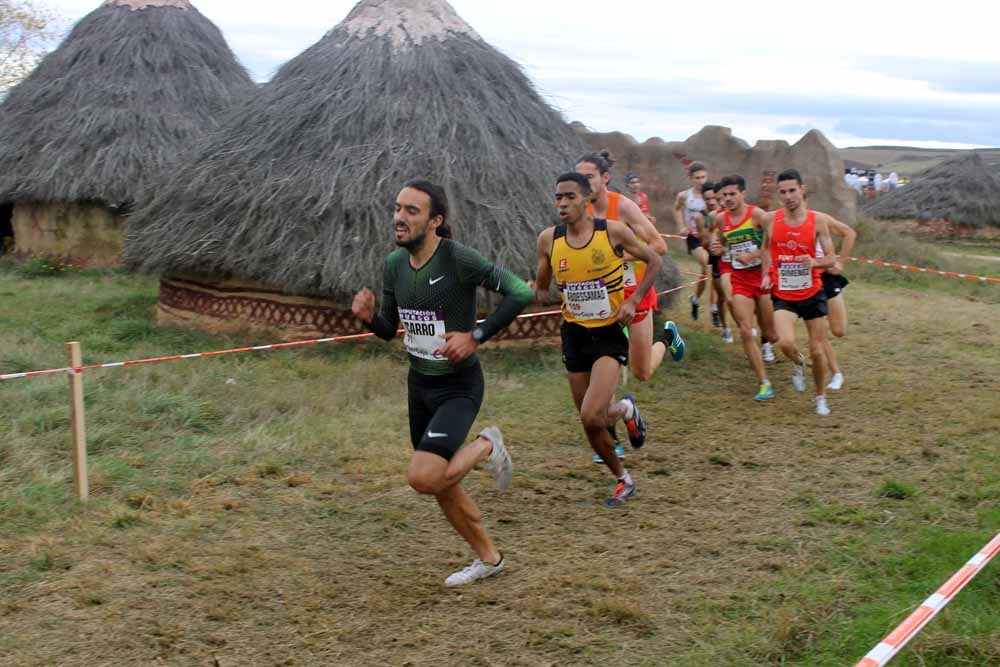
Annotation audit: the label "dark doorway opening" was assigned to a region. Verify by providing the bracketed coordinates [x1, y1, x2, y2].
[0, 203, 12, 255]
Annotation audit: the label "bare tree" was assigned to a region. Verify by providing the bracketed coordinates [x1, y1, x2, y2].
[1, 0, 57, 94]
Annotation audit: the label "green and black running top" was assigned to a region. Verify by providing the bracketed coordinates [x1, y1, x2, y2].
[368, 239, 533, 376]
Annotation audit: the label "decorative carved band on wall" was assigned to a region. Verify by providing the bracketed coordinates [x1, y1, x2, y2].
[158, 277, 561, 341]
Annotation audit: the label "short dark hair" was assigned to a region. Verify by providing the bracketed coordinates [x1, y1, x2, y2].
[625, 171, 640, 182]
[688, 161, 707, 176]
[577, 149, 615, 174]
[716, 175, 746, 192]
[557, 172, 593, 196]
[403, 179, 452, 239]
[702, 181, 716, 193]
[777, 168, 803, 185]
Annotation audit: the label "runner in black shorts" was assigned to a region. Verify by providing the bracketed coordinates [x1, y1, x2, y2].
[561, 319, 630, 372]
[817, 217, 857, 391]
[760, 169, 839, 416]
[771, 290, 828, 321]
[535, 172, 663, 507]
[353, 179, 532, 587]
[822, 272, 849, 300]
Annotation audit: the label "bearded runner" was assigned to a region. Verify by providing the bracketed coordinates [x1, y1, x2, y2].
[353, 179, 532, 587]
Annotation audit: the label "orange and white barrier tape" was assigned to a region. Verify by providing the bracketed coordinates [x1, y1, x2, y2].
[846, 257, 1000, 284]
[0, 277, 710, 382]
[855, 532, 1000, 667]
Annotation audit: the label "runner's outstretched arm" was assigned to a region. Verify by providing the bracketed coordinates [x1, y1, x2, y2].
[533, 227, 555, 300]
[826, 217, 857, 272]
[619, 197, 667, 256]
[457, 245, 533, 342]
[760, 214, 774, 291]
[813, 217, 837, 269]
[608, 220, 662, 323]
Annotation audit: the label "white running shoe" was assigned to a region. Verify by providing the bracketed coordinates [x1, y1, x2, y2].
[480, 426, 512, 492]
[815, 395, 831, 416]
[722, 328, 734, 344]
[827, 372, 844, 391]
[762, 342, 776, 364]
[791, 363, 806, 392]
[445, 557, 505, 587]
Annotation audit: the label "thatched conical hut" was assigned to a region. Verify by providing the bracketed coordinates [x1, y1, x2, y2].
[125, 0, 619, 340]
[0, 0, 254, 266]
[864, 152, 1000, 227]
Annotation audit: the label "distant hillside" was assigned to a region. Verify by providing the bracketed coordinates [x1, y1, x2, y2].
[838, 146, 1000, 178]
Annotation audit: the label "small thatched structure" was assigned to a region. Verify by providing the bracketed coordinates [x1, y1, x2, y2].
[864, 152, 1000, 227]
[127, 0, 669, 340]
[0, 0, 254, 265]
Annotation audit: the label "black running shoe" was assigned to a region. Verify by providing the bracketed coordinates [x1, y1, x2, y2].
[711, 310, 722, 328]
[690, 296, 699, 320]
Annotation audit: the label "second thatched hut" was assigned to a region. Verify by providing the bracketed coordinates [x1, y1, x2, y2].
[0, 0, 254, 265]
[126, 0, 622, 340]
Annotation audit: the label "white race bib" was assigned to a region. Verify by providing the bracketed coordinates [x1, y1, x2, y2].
[564, 279, 612, 321]
[399, 308, 446, 360]
[622, 261, 638, 289]
[778, 262, 813, 291]
[730, 241, 762, 270]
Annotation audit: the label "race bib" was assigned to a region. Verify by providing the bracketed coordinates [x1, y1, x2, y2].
[730, 240, 762, 270]
[622, 261, 638, 289]
[778, 262, 813, 291]
[398, 308, 446, 360]
[563, 279, 612, 321]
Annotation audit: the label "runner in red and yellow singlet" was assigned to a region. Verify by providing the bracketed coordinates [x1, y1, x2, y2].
[709, 175, 778, 401]
[760, 169, 837, 416]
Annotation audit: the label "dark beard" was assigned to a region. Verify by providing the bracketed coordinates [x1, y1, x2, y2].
[396, 228, 428, 251]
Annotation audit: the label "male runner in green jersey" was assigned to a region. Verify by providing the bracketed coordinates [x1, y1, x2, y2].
[352, 180, 533, 586]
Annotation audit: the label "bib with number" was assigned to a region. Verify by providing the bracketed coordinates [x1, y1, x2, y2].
[622, 261, 638, 289]
[398, 308, 445, 360]
[563, 279, 613, 321]
[778, 262, 813, 291]
[730, 240, 762, 270]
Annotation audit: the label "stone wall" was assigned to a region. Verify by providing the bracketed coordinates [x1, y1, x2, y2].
[579, 126, 857, 228]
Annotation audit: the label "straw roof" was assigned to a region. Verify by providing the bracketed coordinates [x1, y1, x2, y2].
[864, 151, 1000, 227]
[864, 152, 1000, 227]
[0, 0, 254, 207]
[125, 0, 590, 299]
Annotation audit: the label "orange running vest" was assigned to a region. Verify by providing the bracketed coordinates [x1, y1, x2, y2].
[769, 209, 822, 301]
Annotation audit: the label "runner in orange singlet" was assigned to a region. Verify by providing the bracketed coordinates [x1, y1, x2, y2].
[760, 169, 837, 416]
[576, 152, 684, 382]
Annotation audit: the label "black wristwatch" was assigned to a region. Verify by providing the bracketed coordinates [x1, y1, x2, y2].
[471, 327, 486, 343]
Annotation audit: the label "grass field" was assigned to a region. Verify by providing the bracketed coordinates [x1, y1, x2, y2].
[1, 233, 998, 666]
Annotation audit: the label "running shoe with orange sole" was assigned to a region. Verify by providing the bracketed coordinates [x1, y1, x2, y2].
[622, 393, 647, 449]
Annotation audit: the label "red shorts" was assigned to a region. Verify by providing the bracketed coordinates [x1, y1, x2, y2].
[626, 284, 658, 324]
[719, 260, 732, 276]
[730, 269, 768, 300]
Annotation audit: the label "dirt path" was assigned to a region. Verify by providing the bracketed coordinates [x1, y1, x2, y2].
[1, 277, 998, 666]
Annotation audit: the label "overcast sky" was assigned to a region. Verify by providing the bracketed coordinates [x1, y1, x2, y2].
[46, 0, 1000, 149]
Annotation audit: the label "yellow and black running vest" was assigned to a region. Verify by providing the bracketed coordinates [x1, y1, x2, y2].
[550, 219, 625, 328]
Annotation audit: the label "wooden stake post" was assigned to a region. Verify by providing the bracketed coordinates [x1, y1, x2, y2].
[66, 342, 88, 500]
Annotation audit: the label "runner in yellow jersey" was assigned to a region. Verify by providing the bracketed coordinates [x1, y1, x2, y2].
[534, 172, 663, 507]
